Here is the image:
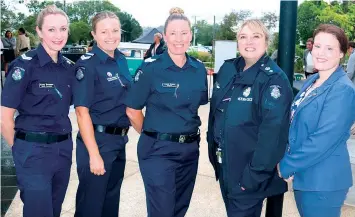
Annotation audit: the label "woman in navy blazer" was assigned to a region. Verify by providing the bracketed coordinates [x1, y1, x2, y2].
[279, 24, 355, 217]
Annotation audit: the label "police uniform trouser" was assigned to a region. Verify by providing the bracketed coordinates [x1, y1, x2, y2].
[218, 164, 264, 217]
[12, 137, 72, 217]
[138, 133, 199, 217]
[294, 190, 348, 217]
[74, 132, 127, 217]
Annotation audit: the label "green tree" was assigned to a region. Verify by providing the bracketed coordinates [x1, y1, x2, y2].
[20, 0, 143, 43]
[69, 21, 91, 44]
[193, 20, 214, 46]
[216, 10, 252, 40]
[297, 1, 327, 43]
[1, 1, 17, 33]
[297, 0, 354, 44]
[260, 12, 279, 31]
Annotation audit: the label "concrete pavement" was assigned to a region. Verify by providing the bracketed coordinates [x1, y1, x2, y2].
[4, 104, 355, 217]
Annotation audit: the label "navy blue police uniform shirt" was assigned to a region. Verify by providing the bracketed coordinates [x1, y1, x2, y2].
[125, 51, 208, 134]
[73, 44, 132, 127]
[1, 44, 74, 134]
[213, 58, 262, 146]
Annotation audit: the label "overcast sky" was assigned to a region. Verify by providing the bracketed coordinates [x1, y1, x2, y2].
[14, 0, 306, 27]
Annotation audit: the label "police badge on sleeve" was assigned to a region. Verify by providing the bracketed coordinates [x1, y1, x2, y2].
[11, 67, 25, 81]
[270, 85, 281, 99]
[76, 67, 85, 81]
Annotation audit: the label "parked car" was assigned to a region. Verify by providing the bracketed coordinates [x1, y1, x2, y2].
[118, 42, 150, 77]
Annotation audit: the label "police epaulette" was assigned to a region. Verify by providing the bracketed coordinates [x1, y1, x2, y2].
[20, 50, 36, 61]
[260, 63, 277, 75]
[63, 56, 75, 65]
[80, 52, 94, 60]
[144, 57, 157, 63]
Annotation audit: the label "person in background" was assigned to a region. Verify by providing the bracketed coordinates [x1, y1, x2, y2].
[73, 11, 132, 217]
[279, 24, 355, 217]
[303, 38, 318, 78]
[125, 7, 208, 217]
[144, 32, 165, 59]
[15, 27, 31, 56]
[1, 30, 16, 74]
[346, 41, 355, 83]
[1, 5, 74, 217]
[207, 19, 292, 217]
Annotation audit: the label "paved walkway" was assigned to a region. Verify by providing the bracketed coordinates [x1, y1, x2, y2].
[4, 105, 355, 217]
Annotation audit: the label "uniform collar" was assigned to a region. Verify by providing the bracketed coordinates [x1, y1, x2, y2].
[161, 51, 198, 69]
[92, 44, 121, 63]
[234, 54, 267, 84]
[36, 43, 65, 67]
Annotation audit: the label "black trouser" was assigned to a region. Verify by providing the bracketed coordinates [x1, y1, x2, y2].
[265, 194, 284, 217]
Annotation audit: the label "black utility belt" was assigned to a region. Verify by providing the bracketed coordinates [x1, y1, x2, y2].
[15, 131, 71, 144]
[93, 124, 129, 136]
[143, 130, 200, 143]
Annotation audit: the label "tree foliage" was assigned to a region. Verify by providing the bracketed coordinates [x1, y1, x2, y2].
[193, 20, 214, 46]
[2, 0, 142, 44]
[216, 10, 252, 40]
[297, 0, 355, 43]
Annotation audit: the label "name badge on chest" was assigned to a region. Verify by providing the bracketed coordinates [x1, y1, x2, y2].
[162, 83, 179, 88]
[107, 72, 119, 82]
[39, 83, 55, 88]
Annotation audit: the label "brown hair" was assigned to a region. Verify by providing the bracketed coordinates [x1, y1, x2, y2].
[306, 38, 314, 44]
[91, 11, 120, 33]
[36, 5, 69, 30]
[348, 41, 355, 49]
[164, 7, 191, 34]
[313, 24, 348, 54]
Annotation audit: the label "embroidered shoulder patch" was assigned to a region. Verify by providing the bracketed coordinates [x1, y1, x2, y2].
[76, 67, 85, 81]
[270, 85, 281, 99]
[11, 67, 25, 81]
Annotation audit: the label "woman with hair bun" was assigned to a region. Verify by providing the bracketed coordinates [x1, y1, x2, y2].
[125, 7, 208, 217]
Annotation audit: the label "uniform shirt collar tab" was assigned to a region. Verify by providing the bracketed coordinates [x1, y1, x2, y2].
[92, 44, 121, 63]
[234, 56, 263, 84]
[36, 43, 65, 67]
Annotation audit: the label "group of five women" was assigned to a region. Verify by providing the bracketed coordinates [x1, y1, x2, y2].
[1, 4, 354, 217]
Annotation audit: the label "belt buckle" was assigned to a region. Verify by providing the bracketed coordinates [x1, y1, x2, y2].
[97, 125, 104, 133]
[179, 135, 186, 143]
[121, 128, 127, 136]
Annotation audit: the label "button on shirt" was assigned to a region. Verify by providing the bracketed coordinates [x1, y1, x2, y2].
[73, 45, 132, 127]
[1, 44, 74, 134]
[125, 51, 208, 134]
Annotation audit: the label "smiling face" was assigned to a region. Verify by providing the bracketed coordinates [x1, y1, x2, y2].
[164, 19, 192, 55]
[92, 17, 121, 55]
[36, 14, 69, 55]
[312, 32, 344, 73]
[237, 25, 267, 63]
